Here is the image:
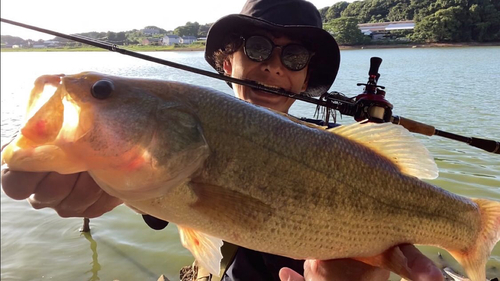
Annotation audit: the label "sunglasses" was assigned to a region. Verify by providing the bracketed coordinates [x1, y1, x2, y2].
[241, 35, 314, 71]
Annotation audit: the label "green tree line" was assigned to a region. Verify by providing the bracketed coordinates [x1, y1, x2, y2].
[2, 23, 212, 47]
[319, 0, 500, 45]
[3, 0, 499, 48]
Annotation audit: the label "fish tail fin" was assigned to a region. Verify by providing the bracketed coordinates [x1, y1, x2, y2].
[449, 198, 500, 281]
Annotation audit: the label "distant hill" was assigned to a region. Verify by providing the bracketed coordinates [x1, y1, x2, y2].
[1, 35, 27, 45]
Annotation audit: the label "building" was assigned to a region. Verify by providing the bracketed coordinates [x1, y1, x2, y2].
[142, 38, 161, 46]
[43, 40, 61, 47]
[180, 36, 197, 44]
[161, 35, 181, 45]
[358, 20, 415, 40]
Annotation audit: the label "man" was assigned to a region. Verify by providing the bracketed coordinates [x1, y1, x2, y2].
[1, 0, 443, 280]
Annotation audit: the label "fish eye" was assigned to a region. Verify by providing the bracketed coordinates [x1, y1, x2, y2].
[91, 80, 114, 100]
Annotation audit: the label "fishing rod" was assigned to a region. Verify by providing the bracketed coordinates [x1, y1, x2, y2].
[1, 18, 499, 154]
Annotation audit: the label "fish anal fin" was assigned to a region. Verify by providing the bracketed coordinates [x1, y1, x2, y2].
[354, 246, 412, 280]
[449, 198, 500, 281]
[178, 225, 223, 277]
[188, 181, 274, 231]
[328, 122, 438, 180]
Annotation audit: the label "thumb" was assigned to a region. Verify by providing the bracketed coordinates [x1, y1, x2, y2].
[279, 267, 305, 281]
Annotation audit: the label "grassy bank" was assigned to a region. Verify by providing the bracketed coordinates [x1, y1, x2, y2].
[0, 43, 206, 52]
[2, 42, 498, 52]
[339, 41, 500, 50]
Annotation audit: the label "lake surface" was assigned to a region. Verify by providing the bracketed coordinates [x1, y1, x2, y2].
[1, 47, 499, 280]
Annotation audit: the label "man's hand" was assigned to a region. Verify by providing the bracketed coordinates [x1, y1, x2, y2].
[279, 245, 443, 281]
[1, 169, 122, 218]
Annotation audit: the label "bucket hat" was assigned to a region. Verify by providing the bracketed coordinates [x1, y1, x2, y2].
[205, 0, 340, 97]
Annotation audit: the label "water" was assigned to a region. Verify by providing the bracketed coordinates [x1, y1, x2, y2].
[1, 47, 499, 280]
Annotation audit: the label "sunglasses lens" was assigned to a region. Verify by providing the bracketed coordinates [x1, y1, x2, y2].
[245, 36, 273, 61]
[282, 44, 310, 71]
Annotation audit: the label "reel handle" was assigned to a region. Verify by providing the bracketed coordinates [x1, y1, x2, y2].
[369, 57, 383, 82]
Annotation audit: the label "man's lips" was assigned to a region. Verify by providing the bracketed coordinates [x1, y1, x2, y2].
[251, 82, 289, 100]
[250, 89, 284, 101]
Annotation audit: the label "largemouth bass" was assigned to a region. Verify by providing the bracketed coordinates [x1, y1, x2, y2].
[2, 72, 499, 281]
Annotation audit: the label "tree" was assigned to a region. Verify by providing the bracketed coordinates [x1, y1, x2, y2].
[318, 6, 329, 22]
[341, 1, 367, 21]
[469, 2, 500, 42]
[143, 26, 168, 34]
[411, 6, 464, 42]
[324, 17, 370, 45]
[115, 32, 127, 44]
[198, 23, 213, 37]
[174, 22, 200, 37]
[387, 2, 410, 21]
[325, 1, 350, 21]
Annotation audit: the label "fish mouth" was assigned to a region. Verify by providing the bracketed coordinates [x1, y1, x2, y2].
[24, 74, 64, 121]
[18, 74, 86, 147]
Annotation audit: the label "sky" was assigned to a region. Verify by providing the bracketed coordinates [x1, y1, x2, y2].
[1, 0, 349, 41]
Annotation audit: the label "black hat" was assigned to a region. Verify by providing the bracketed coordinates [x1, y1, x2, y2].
[205, 0, 340, 97]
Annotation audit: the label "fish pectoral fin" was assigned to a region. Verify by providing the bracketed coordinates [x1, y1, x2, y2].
[178, 225, 223, 277]
[354, 246, 412, 280]
[188, 181, 274, 230]
[328, 121, 438, 179]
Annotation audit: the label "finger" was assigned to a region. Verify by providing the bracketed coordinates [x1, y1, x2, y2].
[399, 244, 444, 281]
[79, 192, 122, 218]
[55, 172, 106, 215]
[28, 172, 79, 208]
[279, 267, 305, 281]
[1, 169, 49, 200]
[306, 259, 390, 281]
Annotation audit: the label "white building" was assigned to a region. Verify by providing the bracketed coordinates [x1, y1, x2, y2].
[162, 35, 181, 45]
[358, 20, 415, 40]
[180, 36, 197, 44]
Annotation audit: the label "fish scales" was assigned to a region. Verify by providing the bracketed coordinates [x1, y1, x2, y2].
[125, 77, 480, 257]
[2, 72, 498, 281]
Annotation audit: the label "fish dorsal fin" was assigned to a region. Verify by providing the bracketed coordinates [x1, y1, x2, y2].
[329, 121, 438, 179]
[178, 225, 223, 277]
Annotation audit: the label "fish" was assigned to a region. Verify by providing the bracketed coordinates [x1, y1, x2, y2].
[2, 72, 499, 281]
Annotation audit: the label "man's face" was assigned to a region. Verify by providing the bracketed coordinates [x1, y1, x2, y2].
[222, 33, 309, 113]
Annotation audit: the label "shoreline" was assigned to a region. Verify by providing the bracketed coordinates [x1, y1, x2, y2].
[1, 42, 499, 52]
[339, 42, 500, 50]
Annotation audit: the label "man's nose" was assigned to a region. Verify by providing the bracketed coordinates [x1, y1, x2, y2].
[261, 48, 284, 75]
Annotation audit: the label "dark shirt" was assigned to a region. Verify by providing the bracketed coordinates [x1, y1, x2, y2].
[222, 247, 304, 281]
